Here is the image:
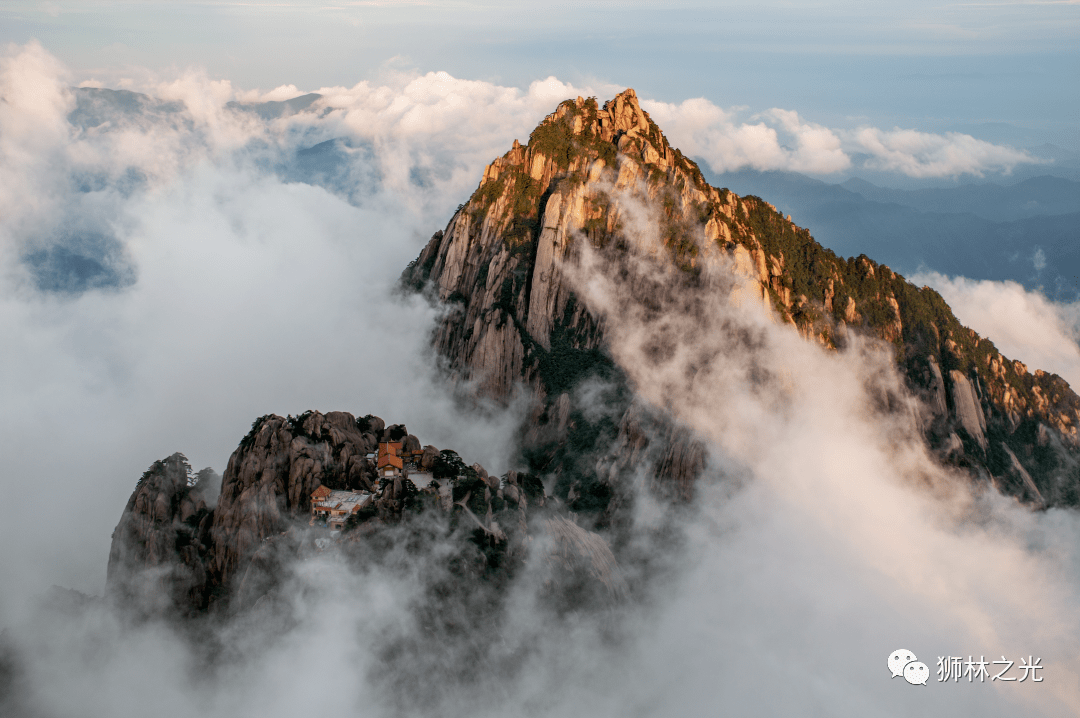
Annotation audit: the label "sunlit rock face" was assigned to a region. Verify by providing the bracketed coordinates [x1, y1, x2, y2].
[405, 89, 1080, 510]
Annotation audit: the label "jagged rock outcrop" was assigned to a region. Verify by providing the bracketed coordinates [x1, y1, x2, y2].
[106, 453, 216, 616]
[106, 412, 380, 613]
[404, 88, 1080, 509]
[107, 410, 616, 616]
[207, 411, 376, 601]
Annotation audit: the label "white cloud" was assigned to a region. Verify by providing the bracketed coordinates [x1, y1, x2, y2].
[235, 83, 306, 103]
[849, 126, 1040, 178]
[765, 107, 852, 175]
[303, 72, 616, 218]
[641, 96, 1043, 178]
[0, 44, 527, 613]
[0, 40, 73, 244]
[562, 193, 1080, 715]
[913, 271, 1080, 389]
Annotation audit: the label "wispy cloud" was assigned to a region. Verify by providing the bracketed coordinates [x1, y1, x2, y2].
[560, 188, 1080, 715]
[643, 96, 1044, 178]
[914, 271, 1080, 389]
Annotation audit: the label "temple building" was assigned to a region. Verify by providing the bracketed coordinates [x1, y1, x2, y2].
[310, 485, 372, 530]
[377, 441, 404, 478]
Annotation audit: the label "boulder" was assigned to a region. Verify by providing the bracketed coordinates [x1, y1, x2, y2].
[383, 424, 408, 442]
[420, 445, 439, 471]
[359, 415, 385, 436]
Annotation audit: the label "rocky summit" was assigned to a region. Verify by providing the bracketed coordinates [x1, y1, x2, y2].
[403, 88, 1080, 509]
[105, 410, 619, 618]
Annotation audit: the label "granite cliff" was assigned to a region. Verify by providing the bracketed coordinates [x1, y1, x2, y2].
[403, 88, 1080, 510]
[106, 411, 616, 617]
[106, 453, 218, 617]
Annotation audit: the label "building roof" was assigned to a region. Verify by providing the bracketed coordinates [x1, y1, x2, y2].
[378, 453, 403, 469]
[311, 485, 333, 500]
[312, 490, 371, 515]
[378, 441, 402, 458]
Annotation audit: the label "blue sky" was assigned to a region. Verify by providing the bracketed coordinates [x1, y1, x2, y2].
[2, 0, 1077, 148]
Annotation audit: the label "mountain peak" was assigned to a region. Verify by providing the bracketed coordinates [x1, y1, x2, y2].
[603, 87, 649, 132]
[404, 90, 1080, 510]
[456, 89, 713, 260]
[489, 88, 688, 182]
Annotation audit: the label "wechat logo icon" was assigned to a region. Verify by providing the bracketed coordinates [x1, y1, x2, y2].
[889, 649, 929, 686]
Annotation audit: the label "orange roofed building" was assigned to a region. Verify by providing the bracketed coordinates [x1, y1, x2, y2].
[378, 452, 403, 477]
[377, 441, 405, 478]
[310, 485, 371, 530]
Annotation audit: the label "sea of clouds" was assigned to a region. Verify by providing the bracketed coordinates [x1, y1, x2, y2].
[1, 40, 1078, 717]
[566, 193, 1080, 716]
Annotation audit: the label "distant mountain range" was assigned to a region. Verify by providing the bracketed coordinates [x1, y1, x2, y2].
[840, 174, 1080, 222]
[50, 88, 1079, 305]
[707, 169, 1080, 301]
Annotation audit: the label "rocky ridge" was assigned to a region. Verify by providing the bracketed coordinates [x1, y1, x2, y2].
[403, 88, 1080, 509]
[106, 410, 618, 616]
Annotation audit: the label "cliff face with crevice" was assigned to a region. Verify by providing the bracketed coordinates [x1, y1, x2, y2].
[404, 88, 1080, 509]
